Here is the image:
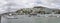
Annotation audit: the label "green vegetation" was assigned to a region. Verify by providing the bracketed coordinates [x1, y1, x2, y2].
[56, 11, 60, 14]
[16, 6, 60, 14]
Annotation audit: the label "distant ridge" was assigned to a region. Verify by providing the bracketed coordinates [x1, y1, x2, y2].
[34, 6, 46, 8]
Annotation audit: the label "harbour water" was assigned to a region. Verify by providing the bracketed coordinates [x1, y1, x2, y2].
[1, 14, 60, 23]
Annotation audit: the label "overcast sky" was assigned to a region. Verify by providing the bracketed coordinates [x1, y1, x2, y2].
[0, 0, 60, 14]
[0, 0, 60, 8]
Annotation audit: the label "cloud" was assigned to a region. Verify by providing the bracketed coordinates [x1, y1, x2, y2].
[0, 0, 60, 14]
[0, 0, 36, 14]
[35, 0, 60, 9]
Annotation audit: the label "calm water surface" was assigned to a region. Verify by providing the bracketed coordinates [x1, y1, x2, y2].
[2, 15, 60, 23]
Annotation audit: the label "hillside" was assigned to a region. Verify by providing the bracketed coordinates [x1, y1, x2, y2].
[16, 6, 60, 15]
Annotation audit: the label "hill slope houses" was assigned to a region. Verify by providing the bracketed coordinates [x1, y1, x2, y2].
[16, 6, 60, 14]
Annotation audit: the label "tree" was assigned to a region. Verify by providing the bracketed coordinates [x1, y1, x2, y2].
[57, 11, 60, 14]
[34, 6, 46, 8]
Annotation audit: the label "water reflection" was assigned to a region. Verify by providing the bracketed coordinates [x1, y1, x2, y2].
[28, 14, 60, 18]
[2, 14, 60, 23]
